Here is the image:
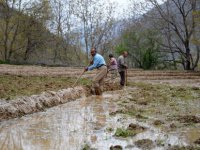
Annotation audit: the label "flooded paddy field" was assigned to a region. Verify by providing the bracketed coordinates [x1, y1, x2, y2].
[0, 65, 200, 150]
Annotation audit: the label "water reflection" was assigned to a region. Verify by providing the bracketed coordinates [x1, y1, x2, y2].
[0, 90, 194, 150]
[0, 94, 117, 150]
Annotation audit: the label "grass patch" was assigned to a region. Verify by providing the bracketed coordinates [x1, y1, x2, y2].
[113, 82, 200, 119]
[129, 82, 200, 102]
[0, 60, 10, 64]
[82, 144, 91, 150]
[0, 75, 91, 99]
[106, 127, 114, 132]
[114, 128, 137, 138]
[124, 109, 138, 116]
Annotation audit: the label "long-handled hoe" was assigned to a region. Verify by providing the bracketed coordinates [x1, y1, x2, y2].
[72, 70, 85, 88]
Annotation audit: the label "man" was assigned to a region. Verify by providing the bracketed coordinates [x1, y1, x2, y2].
[84, 48, 107, 95]
[117, 51, 128, 87]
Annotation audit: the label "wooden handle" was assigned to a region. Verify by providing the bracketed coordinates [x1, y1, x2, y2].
[72, 71, 85, 88]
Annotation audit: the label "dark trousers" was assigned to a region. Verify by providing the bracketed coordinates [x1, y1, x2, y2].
[119, 71, 125, 86]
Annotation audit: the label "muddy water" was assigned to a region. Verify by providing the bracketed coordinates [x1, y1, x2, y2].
[0, 90, 194, 150]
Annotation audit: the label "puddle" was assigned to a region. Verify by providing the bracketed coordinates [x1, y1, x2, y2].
[0, 90, 196, 150]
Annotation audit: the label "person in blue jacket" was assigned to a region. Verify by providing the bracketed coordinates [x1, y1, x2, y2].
[84, 48, 107, 95]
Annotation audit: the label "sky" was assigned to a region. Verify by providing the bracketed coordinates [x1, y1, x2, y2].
[110, 0, 131, 8]
[109, 0, 132, 17]
[108, 0, 165, 18]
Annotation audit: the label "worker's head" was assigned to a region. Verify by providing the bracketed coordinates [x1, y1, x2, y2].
[123, 51, 128, 57]
[90, 48, 97, 57]
[109, 54, 113, 58]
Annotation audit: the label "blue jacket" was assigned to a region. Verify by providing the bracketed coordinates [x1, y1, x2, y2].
[88, 53, 106, 71]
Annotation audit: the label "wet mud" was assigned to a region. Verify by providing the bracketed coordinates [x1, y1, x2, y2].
[0, 83, 121, 121]
[0, 65, 200, 149]
[135, 139, 154, 149]
[176, 115, 200, 124]
[0, 87, 199, 150]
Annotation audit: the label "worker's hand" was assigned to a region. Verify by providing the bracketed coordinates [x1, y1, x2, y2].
[90, 60, 93, 65]
[84, 67, 88, 72]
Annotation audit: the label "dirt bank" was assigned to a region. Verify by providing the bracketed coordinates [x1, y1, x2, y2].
[0, 83, 121, 122]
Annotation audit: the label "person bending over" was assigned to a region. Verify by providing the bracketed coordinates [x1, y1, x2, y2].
[84, 48, 107, 95]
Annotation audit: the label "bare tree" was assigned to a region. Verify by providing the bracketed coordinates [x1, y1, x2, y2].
[23, 0, 52, 61]
[50, 0, 83, 65]
[51, 0, 64, 63]
[143, 0, 199, 70]
[0, 0, 25, 62]
[71, 0, 115, 61]
[0, 0, 51, 62]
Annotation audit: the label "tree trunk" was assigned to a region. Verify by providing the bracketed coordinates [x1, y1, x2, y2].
[191, 46, 200, 70]
[24, 37, 32, 61]
[185, 42, 191, 70]
[4, 19, 9, 62]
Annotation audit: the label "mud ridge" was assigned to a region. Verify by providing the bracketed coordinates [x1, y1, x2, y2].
[0, 83, 120, 122]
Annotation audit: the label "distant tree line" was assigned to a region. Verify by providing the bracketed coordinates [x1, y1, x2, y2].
[0, 0, 199, 70]
[116, 0, 200, 70]
[0, 0, 116, 66]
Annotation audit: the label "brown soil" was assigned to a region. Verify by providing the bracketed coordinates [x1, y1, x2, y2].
[110, 145, 123, 150]
[1, 64, 200, 123]
[153, 120, 165, 126]
[194, 138, 200, 145]
[0, 83, 121, 122]
[0, 86, 85, 121]
[167, 145, 200, 150]
[169, 123, 177, 129]
[135, 139, 154, 149]
[176, 115, 200, 124]
[127, 123, 146, 132]
[137, 100, 148, 105]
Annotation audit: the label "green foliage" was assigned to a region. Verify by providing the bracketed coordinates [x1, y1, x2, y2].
[82, 144, 90, 150]
[114, 128, 136, 138]
[0, 60, 10, 64]
[0, 0, 85, 65]
[106, 127, 114, 132]
[116, 28, 161, 69]
[142, 48, 158, 70]
[115, 43, 128, 55]
[192, 10, 200, 46]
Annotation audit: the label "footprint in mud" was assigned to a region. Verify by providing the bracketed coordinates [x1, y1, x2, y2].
[128, 123, 147, 132]
[169, 123, 177, 129]
[135, 139, 154, 149]
[153, 119, 165, 126]
[110, 145, 123, 150]
[194, 138, 200, 145]
[137, 100, 148, 105]
[176, 115, 200, 124]
[167, 145, 199, 150]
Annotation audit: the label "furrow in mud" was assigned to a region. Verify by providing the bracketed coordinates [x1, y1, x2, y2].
[0, 83, 120, 122]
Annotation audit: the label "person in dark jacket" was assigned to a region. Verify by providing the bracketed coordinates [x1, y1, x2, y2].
[117, 51, 128, 86]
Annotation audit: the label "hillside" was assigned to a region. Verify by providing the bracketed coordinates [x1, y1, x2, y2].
[0, 2, 85, 66]
[117, 0, 200, 70]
